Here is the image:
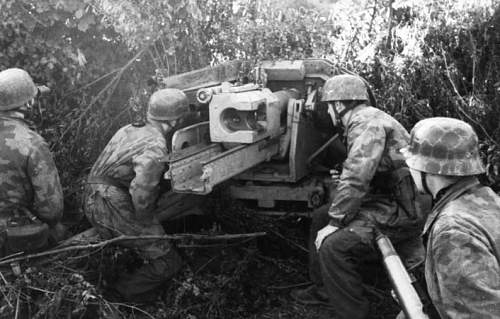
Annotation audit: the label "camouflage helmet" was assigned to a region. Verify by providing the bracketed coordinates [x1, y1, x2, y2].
[321, 74, 370, 102]
[401, 117, 485, 176]
[147, 88, 189, 121]
[0, 68, 38, 111]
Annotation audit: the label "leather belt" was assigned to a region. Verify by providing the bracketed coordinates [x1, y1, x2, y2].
[86, 175, 129, 191]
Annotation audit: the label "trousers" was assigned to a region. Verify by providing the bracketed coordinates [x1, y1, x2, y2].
[84, 183, 183, 298]
[309, 206, 424, 319]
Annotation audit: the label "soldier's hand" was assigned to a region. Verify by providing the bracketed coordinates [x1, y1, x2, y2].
[315, 224, 339, 251]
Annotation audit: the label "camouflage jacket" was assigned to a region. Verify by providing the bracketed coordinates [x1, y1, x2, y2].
[424, 177, 500, 318]
[328, 104, 423, 232]
[0, 112, 63, 225]
[89, 123, 168, 218]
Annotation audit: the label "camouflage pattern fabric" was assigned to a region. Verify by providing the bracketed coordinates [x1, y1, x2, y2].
[328, 104, 425, 237]
[402, 117, 485, 176]
[321, 74, 369, 102]
[84, 123, 170, 259]
[424, 176, 500, 318]
[0, 112, 63, 225]
[0, 68, 38, 111]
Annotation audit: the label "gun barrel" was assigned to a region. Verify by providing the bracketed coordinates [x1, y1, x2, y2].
[376, 234, 429, 319]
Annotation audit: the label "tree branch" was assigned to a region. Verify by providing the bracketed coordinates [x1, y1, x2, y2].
[0, 232, 266, 267]
[59, 68, 121, 100]
[54, 48, 146, 147]
[440, 47, 498, 147]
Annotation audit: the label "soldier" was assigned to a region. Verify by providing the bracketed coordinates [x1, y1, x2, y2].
[83, 88, 188, 300]
[402, 117, 500, 318]
[0, 68, 64, 256]
[292, 74, 427, 319]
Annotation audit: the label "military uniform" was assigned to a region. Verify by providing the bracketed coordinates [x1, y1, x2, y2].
[0, 112, 63, 224]
[424, 177, 500, 318]
[402, 117, 500, 318]
[311, 104, 425, 319]
[84, 123, 182, 297]
[0, 112, 64, 256]
[293, 74, 426, 319]
[0, 68, 64, 255]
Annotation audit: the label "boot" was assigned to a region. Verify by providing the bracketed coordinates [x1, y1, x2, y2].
[113, 248, 183, 301]
[290, 285, 331, 307]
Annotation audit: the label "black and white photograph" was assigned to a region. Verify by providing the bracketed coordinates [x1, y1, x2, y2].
[0, 0, 499, 318]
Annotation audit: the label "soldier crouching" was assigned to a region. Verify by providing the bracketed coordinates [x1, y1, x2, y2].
[292, 74, 428, 319]
[83, 88, 190, 300]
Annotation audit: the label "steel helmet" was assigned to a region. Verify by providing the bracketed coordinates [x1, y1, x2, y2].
[321, 74, 370, 102]
[147, 88, 189, 121]
[401, 117, 485, 176]
[0, 68, 38, 111]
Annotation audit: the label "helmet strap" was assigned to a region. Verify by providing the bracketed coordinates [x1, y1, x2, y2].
[420, 172, 432, 195]
[337, 105, 350, 118]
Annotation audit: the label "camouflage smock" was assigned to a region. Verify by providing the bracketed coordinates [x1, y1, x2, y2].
[0, 112, 63, 225]
[328, 104, 425, 237]
[424, 176, 500, 318]
[84, 123, 170, 259]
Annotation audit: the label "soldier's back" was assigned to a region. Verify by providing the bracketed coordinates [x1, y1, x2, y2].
[0, 116, 48, 210]
[89, 124, 167, 186]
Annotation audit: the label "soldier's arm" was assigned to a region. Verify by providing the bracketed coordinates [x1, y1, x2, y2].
[27, 139, 64, 226]
[328, 119, 385, 225]
[130, 147, 166, 219]
[432, 228, 500, 318]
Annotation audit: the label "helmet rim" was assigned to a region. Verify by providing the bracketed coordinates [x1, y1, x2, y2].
[402, 117, 485, 176]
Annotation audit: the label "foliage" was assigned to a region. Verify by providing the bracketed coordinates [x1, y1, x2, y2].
[3, 0, 500, 188]
[0, 209, 397, 319]
[0, 0, 134, 196]
[2, 0, 500, 317]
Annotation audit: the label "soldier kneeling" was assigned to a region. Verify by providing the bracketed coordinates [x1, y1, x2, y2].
[83, 88, 191, 300]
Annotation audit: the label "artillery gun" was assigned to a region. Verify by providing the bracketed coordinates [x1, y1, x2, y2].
[159, 59, 357, 211]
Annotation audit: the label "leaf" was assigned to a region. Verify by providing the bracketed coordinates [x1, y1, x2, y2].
[77, 13, 95, 32]
[188, 0, 202, 21]
[58, 0, 85, 12]
[74, 8, 84, 19]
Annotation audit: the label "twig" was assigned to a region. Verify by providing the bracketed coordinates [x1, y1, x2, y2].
[152, 42, 166, 70]
[468, 30, 477, 98]
[0, 232, 266, 266]
[100, 102, 134, 137]
[367, 0, 378, 35]
[386, 0, 395, 49]
[160, 38, 170, 74]
[269, 230, 309, 253]
[178, 238, 254, 248]
[344, 21, 361, 62]
[195, 255, 220, 275]
[147, 48, 161, 70]
[0, 271, 13, 308]
[55, 49, 146, 146]
[109, 302, 156, 319]
[0, 270, 9, 286]
[104, 301, 125, 318]
[0, 252, 24, 262]
[267, 282, 311, 290]
[252, 211, 311, 218]
[14, 290, 20, 319]
[15, 2, 47, 28]
[440, 46, 499, 147]
[27, 286, 54, 295]
[59, 68, 121, 100]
